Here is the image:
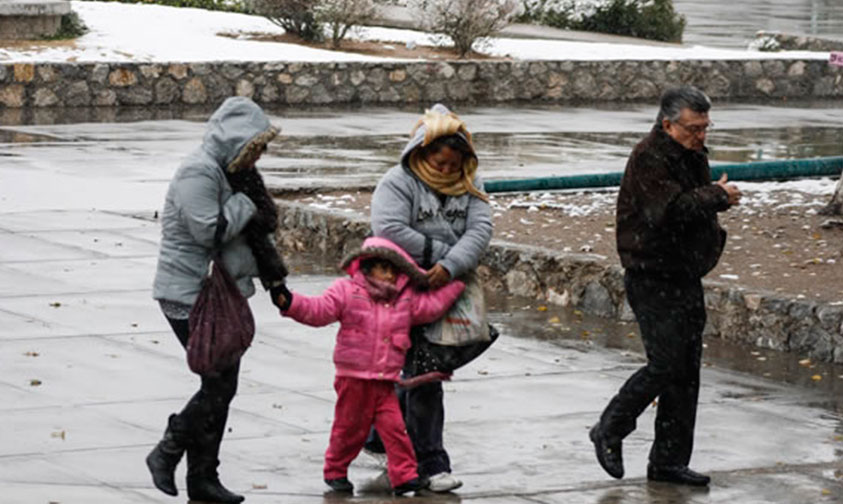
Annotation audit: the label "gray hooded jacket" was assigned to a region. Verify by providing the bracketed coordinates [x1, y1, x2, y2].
[370, 104, 493, 278]
[153, 97, 276, 306]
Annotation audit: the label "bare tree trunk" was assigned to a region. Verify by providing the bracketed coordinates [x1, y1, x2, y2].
[819, 174, 843, 216]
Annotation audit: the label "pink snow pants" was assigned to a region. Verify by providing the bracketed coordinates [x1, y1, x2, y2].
[324, 376, 418, 487]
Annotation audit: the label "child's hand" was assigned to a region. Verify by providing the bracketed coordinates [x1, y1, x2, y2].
[426, 264, 451, 289]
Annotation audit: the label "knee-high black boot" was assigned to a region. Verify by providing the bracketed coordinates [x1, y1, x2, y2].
[146, 413, 190, 496]
[186, 414, 244, 503]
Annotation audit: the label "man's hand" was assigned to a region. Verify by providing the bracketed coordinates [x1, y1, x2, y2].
[716, 173, 742, 206]
[426, 263, 451, 289]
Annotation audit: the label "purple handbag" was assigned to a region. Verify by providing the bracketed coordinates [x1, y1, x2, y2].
[186, 216, 255, 375]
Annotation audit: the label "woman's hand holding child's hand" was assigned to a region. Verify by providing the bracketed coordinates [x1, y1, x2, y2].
[269, 284, 292, 311]
[426, 264, 451, 289]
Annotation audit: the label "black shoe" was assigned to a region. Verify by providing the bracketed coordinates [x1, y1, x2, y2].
[187, 475, 245, 503]
[325, 477, 354, 493]
[393, 477, 428, 496]
[647, 464, 710, 486]
[146, 414, 187, 496]
[589, 424, 624, 479]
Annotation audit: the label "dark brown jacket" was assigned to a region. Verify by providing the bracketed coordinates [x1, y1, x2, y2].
[616, 125, 730, 279]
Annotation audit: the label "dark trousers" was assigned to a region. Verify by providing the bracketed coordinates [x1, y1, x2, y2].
[166, 317, 240, 478]
[366, 327, 451, 478]
[598, 270, 706, 468]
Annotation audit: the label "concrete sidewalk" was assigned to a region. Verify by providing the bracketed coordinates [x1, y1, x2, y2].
[1, 121, 842, 503]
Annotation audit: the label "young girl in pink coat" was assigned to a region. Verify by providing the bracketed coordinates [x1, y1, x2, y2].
[274, 236, 465, 495]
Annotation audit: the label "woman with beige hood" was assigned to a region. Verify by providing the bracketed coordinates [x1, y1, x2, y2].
[365, 103, 493, 492]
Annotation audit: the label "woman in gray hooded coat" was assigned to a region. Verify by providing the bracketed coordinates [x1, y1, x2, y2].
[367, 104, 493, 492]
[147, 97, 288, 503]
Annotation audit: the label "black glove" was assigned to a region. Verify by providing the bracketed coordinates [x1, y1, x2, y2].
[270, 283, 292, 311]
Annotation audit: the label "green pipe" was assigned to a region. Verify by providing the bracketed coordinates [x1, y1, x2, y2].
[484, 156, 843, 193]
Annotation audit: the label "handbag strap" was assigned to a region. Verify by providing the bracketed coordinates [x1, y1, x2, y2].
[211, 211, 228, 259]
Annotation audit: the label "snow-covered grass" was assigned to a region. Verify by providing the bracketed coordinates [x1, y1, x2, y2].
[298, 177, 837, 220]
[0, 1, 830, 63]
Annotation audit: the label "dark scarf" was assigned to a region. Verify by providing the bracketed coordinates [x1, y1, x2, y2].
[225, 167, 288, 289]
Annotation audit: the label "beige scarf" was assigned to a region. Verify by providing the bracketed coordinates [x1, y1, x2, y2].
[409, 110, 489, 203]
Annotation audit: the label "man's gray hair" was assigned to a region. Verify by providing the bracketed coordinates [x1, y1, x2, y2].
[656, 85, 711, 124]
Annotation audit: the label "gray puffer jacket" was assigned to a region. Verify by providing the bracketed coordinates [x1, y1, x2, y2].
[370, 104, 493, 279]
[153, 97, 277, 306]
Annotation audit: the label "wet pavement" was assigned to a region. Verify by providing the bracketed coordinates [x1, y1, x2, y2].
[674, 0, 843, 48]
[2, 105, 843, 503]
[1, 101, 842, 195]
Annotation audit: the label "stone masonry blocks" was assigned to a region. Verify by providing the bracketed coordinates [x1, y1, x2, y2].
[0, 59, 839, 108]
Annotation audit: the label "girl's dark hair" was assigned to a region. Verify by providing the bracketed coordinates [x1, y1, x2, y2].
[360, 257, 394, 274]
[419, 134, 475, 160]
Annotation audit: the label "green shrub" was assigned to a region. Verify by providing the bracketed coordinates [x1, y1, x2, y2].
[249, 0, 323, 42]
[42, 11, 89, 40]
[521, 0, 686, 43]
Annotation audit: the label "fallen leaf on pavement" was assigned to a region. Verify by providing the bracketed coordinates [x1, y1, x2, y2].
[811, 374, 823, 382]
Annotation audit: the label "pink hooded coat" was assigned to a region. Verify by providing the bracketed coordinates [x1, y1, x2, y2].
[283, 237, 465, 381]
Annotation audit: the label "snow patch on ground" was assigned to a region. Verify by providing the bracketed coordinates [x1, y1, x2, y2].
[304, 178, 836, 219]
[0, 1, 830, 63]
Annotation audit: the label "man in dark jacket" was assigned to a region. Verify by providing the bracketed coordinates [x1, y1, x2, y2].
[589, 85, 741, 486]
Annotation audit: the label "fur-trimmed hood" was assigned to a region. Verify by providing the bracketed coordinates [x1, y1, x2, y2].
[201, 96, 279, 173]
[340, 237, 428, 287]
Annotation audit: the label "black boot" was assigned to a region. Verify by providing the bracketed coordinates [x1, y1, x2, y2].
[146, 413, 189, 496]
[186, 415, 244, 503]
[186, 448, 244, 503]
[394, 476, 428, 495]
[187, 474, 245, 503]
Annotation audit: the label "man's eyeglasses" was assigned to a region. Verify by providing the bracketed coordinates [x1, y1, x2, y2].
[674, 121, 714, 135]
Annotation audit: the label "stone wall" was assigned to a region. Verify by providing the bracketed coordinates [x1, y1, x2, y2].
[1, 58, 842, 108]
[276, 201, 843, 364]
